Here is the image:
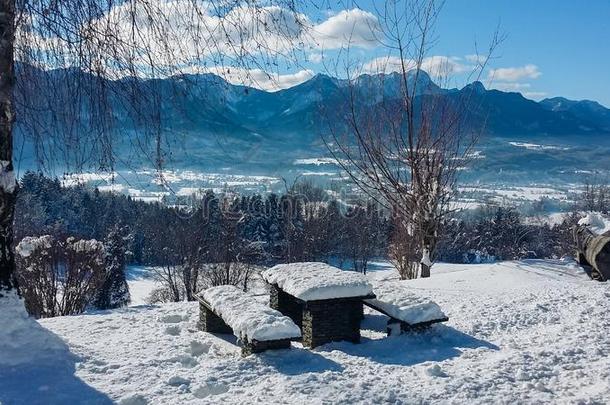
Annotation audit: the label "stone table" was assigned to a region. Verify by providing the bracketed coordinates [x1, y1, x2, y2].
[261, 262, 375, 348]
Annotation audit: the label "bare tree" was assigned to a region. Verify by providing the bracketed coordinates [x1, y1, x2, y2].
[324, 0, 501, 279]
[580, 178, 609, 213]
[0, 0, 311, 300]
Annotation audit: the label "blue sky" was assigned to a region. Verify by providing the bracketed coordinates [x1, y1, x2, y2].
[435, 0, 610, 106]
[283, 0, 610, 105]
[57, 1, 608, 106]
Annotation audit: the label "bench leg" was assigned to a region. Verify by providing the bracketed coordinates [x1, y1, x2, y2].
[199, 303, 233, 334]
[386, 318, 445, 336]
[269, 284, 304, 327]
[302, 301, 362, 348]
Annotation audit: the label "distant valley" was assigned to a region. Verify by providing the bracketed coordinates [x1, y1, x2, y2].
[14, 66, 610, 207]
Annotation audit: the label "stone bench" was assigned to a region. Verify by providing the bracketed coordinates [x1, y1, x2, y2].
[365, 281, 448, 336]
[197, 285, 301, 356]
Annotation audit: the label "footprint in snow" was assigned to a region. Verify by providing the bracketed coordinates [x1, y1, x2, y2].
[160, 314, 184, 324]
[193, 382, 229, 398]
[168, 376, 191, 387]
[118, 394, 148, 405]
[165, 325, 181, 336]
[170, 354, 199, 368]
[188, 340, 211, 356]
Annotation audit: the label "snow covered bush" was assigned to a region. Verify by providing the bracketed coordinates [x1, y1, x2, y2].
[15, 235, 106, 318]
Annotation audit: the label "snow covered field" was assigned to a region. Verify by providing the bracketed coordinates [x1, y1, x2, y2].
[2, 260, 610, 404]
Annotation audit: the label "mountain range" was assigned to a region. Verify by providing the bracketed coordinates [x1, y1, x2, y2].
[14, 65, 610, 185]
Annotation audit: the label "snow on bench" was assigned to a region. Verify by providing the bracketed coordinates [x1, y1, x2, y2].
[197, 285, 301, 356]
[261, 262, 374, 301]
[365, 280, 448, 335]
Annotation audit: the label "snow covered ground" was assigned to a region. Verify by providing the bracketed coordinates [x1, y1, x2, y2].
[125, 266, 162, 306]
[2, 260, 610, 404]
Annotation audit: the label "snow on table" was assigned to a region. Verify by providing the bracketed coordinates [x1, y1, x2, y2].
[365, 280, 447, 324]
[261, 262, 373, 301]
[200, 285, 301, 342]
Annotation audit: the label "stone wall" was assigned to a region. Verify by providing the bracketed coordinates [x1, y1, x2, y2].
[198, 302, 233, 334]
[301, 298, 363, 348]
[269, 284, 304, 327]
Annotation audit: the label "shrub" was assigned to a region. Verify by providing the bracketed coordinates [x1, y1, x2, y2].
[16, 235, 106, 318]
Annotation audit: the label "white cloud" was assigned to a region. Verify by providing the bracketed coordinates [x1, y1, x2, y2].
[310, 9, 379, 50]
[491, 82, 532, 91]
[248, 69, 315, 91]
[189, 66, 314, 91]
[362, 55, 469, 77]
[308, 53, 323, 63]
[522, 91, 548, 100]
[488, 64, 541, 82]
[464, 54, 488, 64]
[86, 2, 309, 66]
[50, 2, 379, 78]
[488, 81, 546, 100]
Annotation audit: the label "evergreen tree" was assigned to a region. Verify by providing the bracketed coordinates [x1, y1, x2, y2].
[94, 224, 131, 309]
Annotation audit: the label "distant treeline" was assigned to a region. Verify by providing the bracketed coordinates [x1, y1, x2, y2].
[16, 172, 389, 272]
[16, 172, 588, 271]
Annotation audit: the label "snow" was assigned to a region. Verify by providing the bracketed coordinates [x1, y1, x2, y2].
[61, 172, 117, 188]
[578, 212, 610, 234]
[261, 262, 374, 301]
[293, 157, 344, 166]
[0, 291, 67, 367]
[420, 249, 433, 267]
[2, 259, 610, 404]
[15, 235, 53, 258]
[200, 285, 301, 342]
[68, 237, 104, 253]
[459, 185, 569, 202]
[365, 280, 446, 324]
[0, 291, 113, 403]
[0, 160, 16, 193]
[126, 266, 162, 305]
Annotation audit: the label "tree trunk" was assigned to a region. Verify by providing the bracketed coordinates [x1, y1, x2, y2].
[573, 225, 610, 281]
[0, 0, 17, 295]
[420, 263, 431, 278]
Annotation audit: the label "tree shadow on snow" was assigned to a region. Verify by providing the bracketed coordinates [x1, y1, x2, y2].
[0, 324, 113, 405]
[317, 320, 499, 367]
[256, 346, 344, 375]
